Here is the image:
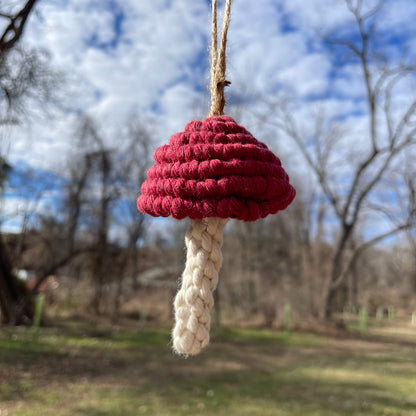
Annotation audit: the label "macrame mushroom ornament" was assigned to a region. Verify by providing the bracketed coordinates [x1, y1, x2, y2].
[137, 0, 296, 356]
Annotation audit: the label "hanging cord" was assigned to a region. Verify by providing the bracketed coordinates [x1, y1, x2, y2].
[171, 0, 233, 356]
[209, 0, 233, 117]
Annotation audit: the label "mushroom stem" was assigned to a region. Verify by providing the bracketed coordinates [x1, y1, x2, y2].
[172, 217, 228, 355]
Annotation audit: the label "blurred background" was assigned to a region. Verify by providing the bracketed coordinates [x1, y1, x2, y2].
[0, 0, 415, 415]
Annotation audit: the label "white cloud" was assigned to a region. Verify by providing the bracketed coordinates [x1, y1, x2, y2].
[7, 0, 213, 170]
[277, 53, 331, 96]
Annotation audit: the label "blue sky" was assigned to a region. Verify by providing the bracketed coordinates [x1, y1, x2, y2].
[1, 0, 416, 239]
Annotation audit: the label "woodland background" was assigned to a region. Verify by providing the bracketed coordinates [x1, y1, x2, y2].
[0, 0, 415, 329]
[1, 1, 416, 415]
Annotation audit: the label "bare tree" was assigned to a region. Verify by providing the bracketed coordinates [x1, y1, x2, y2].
[263, 0, 416, 318]
[111, 113, 152, 321]
[71, 116, 116, 315]
[220, 182, 327, 327]
[0, 0, 61, 124]
[63, 114, 153, 318]
[12, 161, 90, 323]
[0, 0, 44, 324]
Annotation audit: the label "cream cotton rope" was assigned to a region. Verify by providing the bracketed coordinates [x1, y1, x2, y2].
[172, 218, 228, 355]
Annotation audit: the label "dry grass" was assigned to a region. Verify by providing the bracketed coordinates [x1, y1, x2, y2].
[0, 318, 415, 416]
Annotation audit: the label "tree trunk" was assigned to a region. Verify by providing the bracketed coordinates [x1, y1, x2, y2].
[0, 235, 32, 324]
[324, 280, 348, 320]
[348, 258, 359, 310]
[112, 273, 123, 323]
[213, 284, 221, 330]
[412, 250, 416, 293]
[91, 255, 105, 315]
[0, 246, 16, 323]
[113, 244, 137, 322]
[90, 245, 106, 315]
[324, 224, 353, 319]
[90, 153, 110, 316]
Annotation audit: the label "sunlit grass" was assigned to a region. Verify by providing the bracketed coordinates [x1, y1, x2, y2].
[215, 327, 323, 346]
[1, 320, 415, 416]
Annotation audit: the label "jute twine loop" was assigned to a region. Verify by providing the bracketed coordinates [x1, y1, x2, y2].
[172, 0, 233, 356]
[209, 0, 233, 117]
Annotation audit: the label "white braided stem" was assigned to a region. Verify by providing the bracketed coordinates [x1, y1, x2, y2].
[172, 217, 228, 355]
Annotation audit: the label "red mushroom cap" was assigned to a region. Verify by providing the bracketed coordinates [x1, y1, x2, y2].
[137, 115, 296, 221]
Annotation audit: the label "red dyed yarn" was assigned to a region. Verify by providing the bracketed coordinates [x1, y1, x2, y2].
[137, 115, 295, 221]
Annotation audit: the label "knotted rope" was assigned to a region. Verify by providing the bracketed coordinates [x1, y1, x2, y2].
[172, 218, 228, 355]
[172, 0, 233, 355]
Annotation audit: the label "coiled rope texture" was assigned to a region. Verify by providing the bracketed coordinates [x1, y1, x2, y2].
[137, 116, 296, 222]
[172, 217, 228, 355]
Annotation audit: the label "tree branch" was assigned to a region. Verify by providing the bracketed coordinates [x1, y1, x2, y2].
[330, 220, 415, 289]
[272, 104, 343, 218]
[0, 0, 38, 54]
